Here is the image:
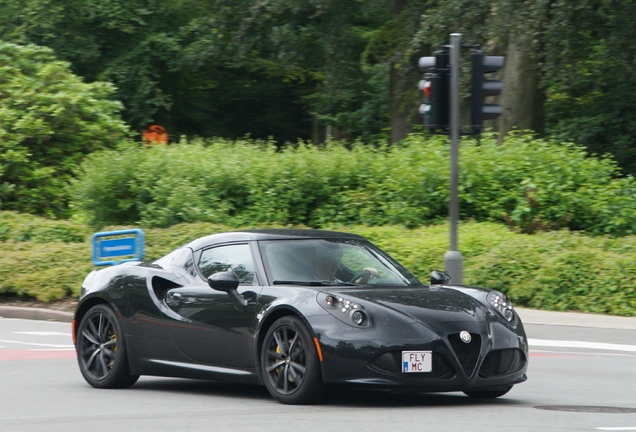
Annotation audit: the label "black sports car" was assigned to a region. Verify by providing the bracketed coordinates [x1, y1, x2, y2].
[73, 229, 528, 404]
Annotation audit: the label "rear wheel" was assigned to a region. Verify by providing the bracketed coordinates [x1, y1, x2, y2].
[76, 304, 139, 389]
[261, 316, 324, 404]
[464, 386, 513, 399]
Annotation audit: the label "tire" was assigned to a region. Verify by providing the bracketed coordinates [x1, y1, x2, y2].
[464, 385, 513, 399]
[261, 316, 324, 404]
[76, 304, 139, 389]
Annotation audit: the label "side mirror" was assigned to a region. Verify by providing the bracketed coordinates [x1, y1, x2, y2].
[430, 270, 451, 285]
[207, 271, 248, 311]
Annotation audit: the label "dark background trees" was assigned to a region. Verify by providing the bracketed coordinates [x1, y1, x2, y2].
[2, 0, 636, 186]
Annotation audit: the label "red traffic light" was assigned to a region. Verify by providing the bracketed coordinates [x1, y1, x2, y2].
[423, 81, 432, 99]
[418, 79, 432, 99]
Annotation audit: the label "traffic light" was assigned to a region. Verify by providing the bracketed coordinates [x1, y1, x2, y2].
[418, 50, 449, 133]
[471, 51, 505, 134]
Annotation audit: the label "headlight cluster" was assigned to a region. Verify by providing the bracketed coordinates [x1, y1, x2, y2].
[320, 293, 369, 326]
[487, 291, 515, 322]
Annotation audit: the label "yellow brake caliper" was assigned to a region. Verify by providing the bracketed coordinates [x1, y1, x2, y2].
[108, 334, 117, 366]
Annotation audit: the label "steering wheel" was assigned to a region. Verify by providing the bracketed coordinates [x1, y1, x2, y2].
[349, 268, 378, 284]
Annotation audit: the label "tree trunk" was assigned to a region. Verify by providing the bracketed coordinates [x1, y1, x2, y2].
[390, 65, 416, 144]
[389, 0, 419, 144]
[497, 35, 545, 136]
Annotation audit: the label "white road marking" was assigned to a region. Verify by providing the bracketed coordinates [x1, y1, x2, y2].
[529, 339, 636, 353]
[13, 331, 70, 336]
[31, 349, 75, 352]
[596, 428, 636, 431]
[0, 340, 74, 348]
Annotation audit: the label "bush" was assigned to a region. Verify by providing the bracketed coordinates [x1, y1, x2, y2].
[0, 241, 92, 301]
[0, 211, 88, 242]
[459, 132, 636, 236]
[70, 133, 636, 236]
[467, 229, 636, 316]
[0, 42, 130, 217]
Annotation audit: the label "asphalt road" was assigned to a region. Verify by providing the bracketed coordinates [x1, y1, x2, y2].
[0, 308, 635, 432]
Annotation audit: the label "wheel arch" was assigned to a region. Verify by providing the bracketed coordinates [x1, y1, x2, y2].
[255, 307, 317, 381]
[72, 297, 113, 343]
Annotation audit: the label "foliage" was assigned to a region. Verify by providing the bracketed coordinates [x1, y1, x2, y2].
[0, 0, 394, 142]
[1, 211, 634, 317]
[70, 133, 636, 236]
[182, 0, 397, 141]
[413, 0, 636, 175]
[0, 42, 130, 216]
[0, 211, 89, 243]
[3, 0, 636, 176]
[540, 0, 636, 175]
[467, 228, 636, 316]
[0, 0, 192, 131]
[0, 241, 91, 301]
[458, 132, 636, 236]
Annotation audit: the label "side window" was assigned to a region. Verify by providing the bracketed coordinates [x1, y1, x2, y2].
[198, 244, 256, 284]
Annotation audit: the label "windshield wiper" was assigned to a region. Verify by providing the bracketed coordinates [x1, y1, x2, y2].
[273, 280, 358, 286]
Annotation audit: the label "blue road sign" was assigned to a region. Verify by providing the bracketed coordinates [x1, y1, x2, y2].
[92, 229, 144, 266]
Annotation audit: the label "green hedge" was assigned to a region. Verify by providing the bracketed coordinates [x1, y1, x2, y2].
[1, 212, 634, 316]
[0, 212, 89, 243]
[69, 133, 636, 236]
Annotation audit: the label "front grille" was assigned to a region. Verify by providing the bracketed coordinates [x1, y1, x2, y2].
[448, 333, 481, 378]
[478, 348, 526, 378]
[369, 351, 455, 379]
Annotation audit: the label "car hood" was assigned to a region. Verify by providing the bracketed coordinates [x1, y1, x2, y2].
[331, 285, 488, 328]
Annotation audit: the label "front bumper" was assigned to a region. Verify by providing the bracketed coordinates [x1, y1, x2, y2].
[311, 315, 528, 392]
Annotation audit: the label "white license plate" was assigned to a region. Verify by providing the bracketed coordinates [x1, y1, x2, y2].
[402, 350, 432, 373]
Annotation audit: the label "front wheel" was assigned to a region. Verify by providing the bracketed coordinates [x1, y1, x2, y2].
[76, 304, 139, 389]
[261, 316, 324, 404]
[464, 386, 513, 399]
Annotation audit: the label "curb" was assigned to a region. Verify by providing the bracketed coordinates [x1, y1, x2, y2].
[0, 306, 73, 323]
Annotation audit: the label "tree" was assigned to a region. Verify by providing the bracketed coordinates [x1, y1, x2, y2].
[184, 0, 395, 142]
[541, 0, 636, 174]
[411, 0, 636, 176]
[0, 42, 130, 216]
[0, 0, 202, 133]
[361, 0, 428, 143]
[3, 0, 636, 176]
[410, 0, 548, 137]
[0, 0, 322, 142]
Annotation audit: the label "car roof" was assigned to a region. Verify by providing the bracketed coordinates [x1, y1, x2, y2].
[183, 229, 366, 251]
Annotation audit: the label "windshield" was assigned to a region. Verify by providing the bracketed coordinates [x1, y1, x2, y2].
[258, 238, 421, 286]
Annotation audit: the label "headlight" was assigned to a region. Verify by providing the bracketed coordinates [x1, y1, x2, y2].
[487, 291, 515, 322]
[351, 310, 366, 325]
[319, 294, 369, 327]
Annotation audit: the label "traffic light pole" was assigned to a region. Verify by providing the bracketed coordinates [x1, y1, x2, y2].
[444, 33, 463, 285]
[417, 35, 504, 285]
